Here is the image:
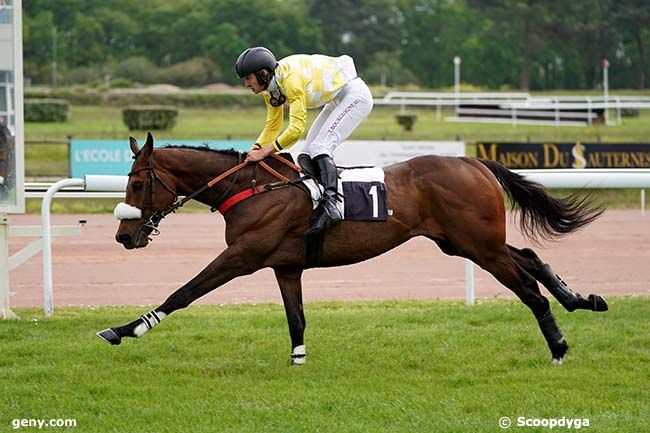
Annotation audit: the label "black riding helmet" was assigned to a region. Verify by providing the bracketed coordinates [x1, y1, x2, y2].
[235, 47, 277, 89]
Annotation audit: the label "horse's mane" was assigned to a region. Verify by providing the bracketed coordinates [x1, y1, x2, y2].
[161, 144, 244, 157]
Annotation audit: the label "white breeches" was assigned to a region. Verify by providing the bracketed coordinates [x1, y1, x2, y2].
[302, 78, 373, 158]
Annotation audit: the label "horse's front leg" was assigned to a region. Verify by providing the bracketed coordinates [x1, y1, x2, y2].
[274, 267, 306, 365]
[96, 244, 260, 345]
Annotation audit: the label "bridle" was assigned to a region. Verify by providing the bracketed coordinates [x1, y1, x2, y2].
[127, 160, 179, 239]
[126, 150, 302, 241]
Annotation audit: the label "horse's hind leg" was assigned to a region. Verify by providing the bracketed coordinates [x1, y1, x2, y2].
[471, 250, 569, 363]
[274, 267, 307, 365]
[507, 245, 608, 313]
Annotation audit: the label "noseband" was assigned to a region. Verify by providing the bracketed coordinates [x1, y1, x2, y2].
[127, 162, 179, 239]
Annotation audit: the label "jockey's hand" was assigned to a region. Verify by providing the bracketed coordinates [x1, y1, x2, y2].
[245, 145, 275, 163]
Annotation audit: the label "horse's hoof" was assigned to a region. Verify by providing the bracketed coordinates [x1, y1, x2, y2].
[550, 339, 568, 364]
[96, 328, 122, 345]
[588, 294, 608, 312]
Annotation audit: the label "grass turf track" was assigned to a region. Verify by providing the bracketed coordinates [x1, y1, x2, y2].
[1, 297, 648, 432]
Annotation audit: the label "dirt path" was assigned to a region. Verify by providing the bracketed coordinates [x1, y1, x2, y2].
[7, 209, 649, 308]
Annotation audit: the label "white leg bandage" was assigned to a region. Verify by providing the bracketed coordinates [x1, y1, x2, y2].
[291, 345, 306, 365]
[133, 310, 167, 338]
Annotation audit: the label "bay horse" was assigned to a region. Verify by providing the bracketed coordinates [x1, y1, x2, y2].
[97, 132, 608, 365]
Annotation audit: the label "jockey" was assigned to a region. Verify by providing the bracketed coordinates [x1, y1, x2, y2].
[236, 47, 373, 235]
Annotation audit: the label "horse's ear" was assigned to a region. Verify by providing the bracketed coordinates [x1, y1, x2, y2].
[129, 136, 139, 155]
[141, 132, 154, 159]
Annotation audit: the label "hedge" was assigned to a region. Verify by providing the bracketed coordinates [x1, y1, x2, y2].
[25, 87, 259, 108]
[122, 105, 178, 130]
[24, 98, 70, 122]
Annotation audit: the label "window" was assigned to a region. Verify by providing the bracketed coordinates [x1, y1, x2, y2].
[0, 87, 7, 111]
[0, 7, 12, 25]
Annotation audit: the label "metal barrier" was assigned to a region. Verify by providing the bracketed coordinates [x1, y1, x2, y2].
[40, 176, 127, 316]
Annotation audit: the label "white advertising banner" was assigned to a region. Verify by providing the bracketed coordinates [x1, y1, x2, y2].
[289, 140, 466, 167]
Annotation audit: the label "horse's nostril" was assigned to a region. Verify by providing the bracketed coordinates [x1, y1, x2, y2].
[116, 233, 132, 245]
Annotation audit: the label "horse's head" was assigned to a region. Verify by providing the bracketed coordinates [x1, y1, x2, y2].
[114, 132, 178, 249]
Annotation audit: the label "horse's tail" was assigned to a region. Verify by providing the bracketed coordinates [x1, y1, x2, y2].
[477, 158, 605, 242]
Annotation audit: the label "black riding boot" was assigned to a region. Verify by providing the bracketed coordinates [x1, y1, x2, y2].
[305, 155, 342, 236]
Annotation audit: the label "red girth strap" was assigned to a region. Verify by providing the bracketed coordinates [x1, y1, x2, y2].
[218, 186, 263, 214]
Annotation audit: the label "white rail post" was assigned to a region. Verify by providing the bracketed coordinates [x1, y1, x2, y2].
[453, 56, 461, 112]
[465, 259, 475, 305]
[41, 178, 84, 317]
[41, 175, 127, 316]
[0, 213, 17, 319]
[642, 190, 646, 217]
[602, 59, 609, 125]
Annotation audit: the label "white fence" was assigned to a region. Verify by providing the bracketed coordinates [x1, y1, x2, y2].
[374, 91, 650, 126]
[2, 176, 127, 317]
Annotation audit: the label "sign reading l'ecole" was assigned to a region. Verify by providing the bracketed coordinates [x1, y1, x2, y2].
[476, 142, 650, 169]
[70, 140, 251, 177]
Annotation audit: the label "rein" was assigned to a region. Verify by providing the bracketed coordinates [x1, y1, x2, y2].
[132, 151, 301, 236]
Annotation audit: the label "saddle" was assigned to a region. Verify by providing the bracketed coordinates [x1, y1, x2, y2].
[296, 154, 389, 222]
[295, 154, 390, 268]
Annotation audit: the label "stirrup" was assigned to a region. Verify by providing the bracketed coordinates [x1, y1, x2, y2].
[305, 210, 328, 236]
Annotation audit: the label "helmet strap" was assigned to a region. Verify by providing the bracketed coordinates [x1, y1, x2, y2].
[267, 76, 286, 107]
[256, 69, 273, 90]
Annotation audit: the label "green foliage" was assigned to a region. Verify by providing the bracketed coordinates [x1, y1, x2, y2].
[622, 108, 640, 117]
[114, 56, 159, 84]
[20, 0, 650, 90]
[2, 298, 649, 432]
[395, 113, 418, 131]
[24, 87, 260, 108]
[109, 78, 136, 89]
[158, 57, 222, 87]
[363, 51, 419, 86]
[24, 98, 70, 122]
[122, 106, 179, 131]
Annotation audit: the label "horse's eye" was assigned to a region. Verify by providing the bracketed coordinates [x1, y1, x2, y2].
[132, 181, 143, 191]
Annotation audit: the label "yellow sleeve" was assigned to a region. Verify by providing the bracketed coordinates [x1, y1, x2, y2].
[274, 75, 307, 151]
[255, 94, 284, 147]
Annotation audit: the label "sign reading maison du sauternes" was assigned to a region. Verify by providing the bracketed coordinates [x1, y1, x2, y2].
[476, 142, 650, 169]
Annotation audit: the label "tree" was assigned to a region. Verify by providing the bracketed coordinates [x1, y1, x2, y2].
[201, 23, 248, 84]
[465, 0, 555, 90]
[611, 0, 650, 89]
[308, 0, 401, 69]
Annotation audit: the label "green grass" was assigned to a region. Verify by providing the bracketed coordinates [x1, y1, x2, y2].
[1, 298, 648, 433]
[25, 105, 650, 143]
